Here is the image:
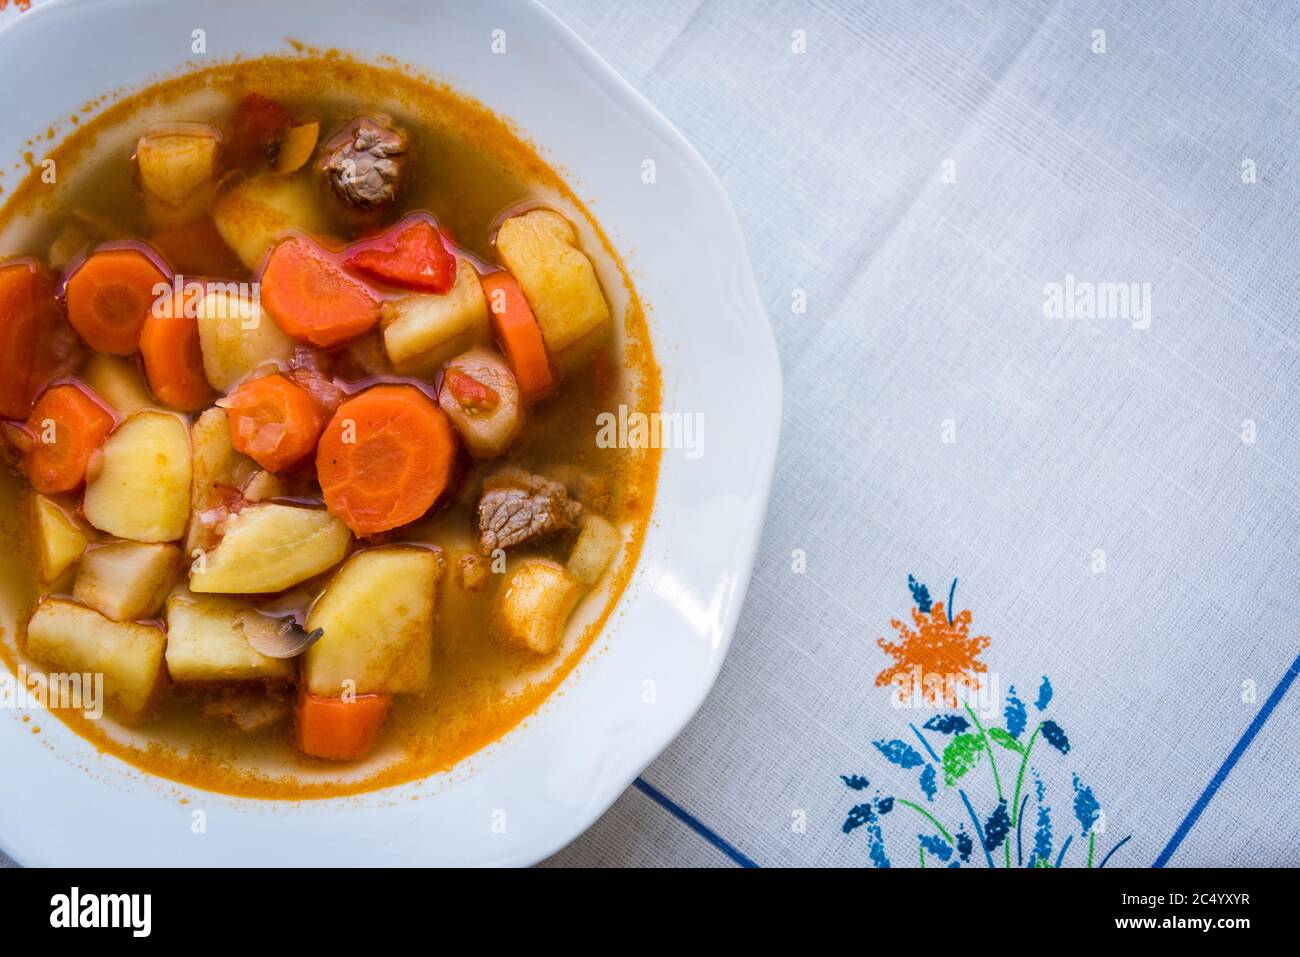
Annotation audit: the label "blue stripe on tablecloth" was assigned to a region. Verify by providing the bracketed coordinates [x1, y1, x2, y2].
[1153, 650, 1300, 867]
[632, 777, 759, 868]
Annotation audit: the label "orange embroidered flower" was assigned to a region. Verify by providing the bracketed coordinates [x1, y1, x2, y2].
[875, 601, 990, 706]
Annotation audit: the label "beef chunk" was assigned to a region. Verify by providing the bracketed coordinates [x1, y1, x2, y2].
[321, 115, 408, 212]
[199, 687, 291, 733]
[476, 467, 581, 554]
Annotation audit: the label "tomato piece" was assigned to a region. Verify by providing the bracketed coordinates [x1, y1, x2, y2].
[344, 217, 456, 293]
[444, 367, 500, 412]
[227, 93, 291, 168]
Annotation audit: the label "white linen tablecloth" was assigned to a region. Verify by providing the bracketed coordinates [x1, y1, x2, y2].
[3, 0, 1296, 868]
[539, 0, 1300, 868]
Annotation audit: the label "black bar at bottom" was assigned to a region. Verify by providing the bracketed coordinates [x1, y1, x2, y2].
[0, 865, 1279, 941]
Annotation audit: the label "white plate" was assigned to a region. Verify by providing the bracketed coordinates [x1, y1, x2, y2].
[0, 0, 781, 866]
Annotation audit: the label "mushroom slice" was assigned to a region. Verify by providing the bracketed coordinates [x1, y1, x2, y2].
[239, 611, 323, 659]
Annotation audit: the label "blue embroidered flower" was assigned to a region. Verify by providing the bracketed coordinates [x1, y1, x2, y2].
[839, 774, 870, 790]
[922, 713, 969, 735]
[908, 574, 932, 612]
[918, 833, 952, 862]
[956, 827, 973, 863]
[1031, 776, 1053, 867]
[919, 764, 937, 802]
[875, 796, 894, 814]
[873, 738, 924, 769]
[843, 803, 875, 833]
[867, 823, 891, 868]
[1035, 675, 1053, 711]
[1040, 719, 1070, 754]
[1072, 774, 1100, 835]
[1004, 686, 1027, 739]
[983, 799, 1011, 851]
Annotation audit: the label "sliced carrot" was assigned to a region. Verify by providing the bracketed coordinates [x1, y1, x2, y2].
[343, 216, 456, 293]
[481, 271, 553, 402]
[0, 261, 83, 419]
[222, 374, 324, 473]
[316, 384, 456, 536]
[0, 262, 42, 419]
[150, 217, 245, 277]
[30, 302, 83, 411]
[295, 687, 390, 761]
[140, 309, 213, 412]
[21, 383, 115, 494]
[65, 247, 170, 355]
[261, 236, 380, 349]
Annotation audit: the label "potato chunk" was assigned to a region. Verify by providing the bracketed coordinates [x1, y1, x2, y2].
[190, 503, 350, 594]
[196, 291, 294, 391]
[81, 354, 153, 416]
[380, 259, 489, 377]
[241, 469, 285, 503]
[139, 125, 223, 231]
[212, 173, 327, 270]
[25, 597, 165, 721]
[146, 188, 219, 231]
[275, 121, 319, 174]
[164, 590, 295, 683]
[184, 408, 258, 555]
[567, 513, 622, 586]
[83, 411, 191, 543]
[137, 124, 221, 205]
[495, 210, 610, 355]
[32, 494, 90, 584]
[304, 546, 440, 696]
[493, 558, 584, 655]
[47, 219, 96, 271]
[73, 541, 181, 622]
[190, 407, 257, 507]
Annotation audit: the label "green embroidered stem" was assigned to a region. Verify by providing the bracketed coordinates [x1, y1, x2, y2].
[1088, 832, 1096, 868]
[1010, 723, 1043, 828]
[964, 703, 1007, 867]
[896, 798, 955, 845]
[919, 844, 926, 869]
[964, 704, 1004, 800]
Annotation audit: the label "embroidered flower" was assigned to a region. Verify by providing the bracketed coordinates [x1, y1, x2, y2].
[841, 574, 1127, 868]
[1031, 776, 1053, 866]
[1004, 686, 1027, 739]
[1072, 774, 1101, 835]
[875, 577, 990, 706]
[983, 799, 1011, 852]
[919, 764, 937, 801]
[918, 833, 952, 861]
[873, 738, 924, 769]
[1035, 675, 1053, 711]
